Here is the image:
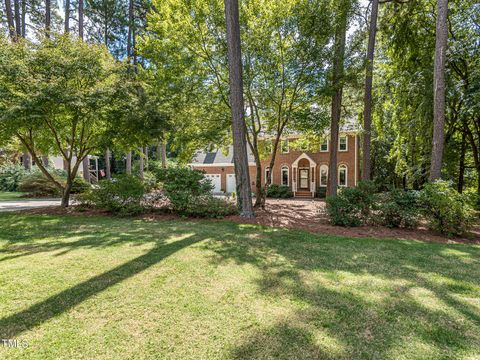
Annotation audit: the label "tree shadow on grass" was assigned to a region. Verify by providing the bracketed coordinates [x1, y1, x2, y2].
[0, 220, 206, 338]
[203, 227, 480, 359]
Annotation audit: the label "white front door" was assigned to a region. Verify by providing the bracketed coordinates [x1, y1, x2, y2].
[227, 174, 236, 193]
[204, 174, 222, 193]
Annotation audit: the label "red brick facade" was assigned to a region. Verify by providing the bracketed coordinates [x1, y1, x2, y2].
[192, 133, 360, 196]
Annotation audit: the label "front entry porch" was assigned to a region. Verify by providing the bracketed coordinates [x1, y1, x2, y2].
[292, 153, 316, 198]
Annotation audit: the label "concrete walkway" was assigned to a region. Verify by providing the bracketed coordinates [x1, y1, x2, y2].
[0, 199, 61, 212]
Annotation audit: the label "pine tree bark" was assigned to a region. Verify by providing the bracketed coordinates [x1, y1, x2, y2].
[429, 0, 448, 181]
[126, 152, 132, 175]
[362, 0, 379, 181]
[45, 0, 51, 37]
[64, 0, 70, 33]
[327, 2, 349, 197]
[78, 0, 84, 40]
[139, 147, 144, 180]
[20, 0, 25, 37]
[4, 0, 15, 40]
[105, 149, 111, 179]
[458, 130, 466, 193]
[224, 0, 254, 218]
[13, 0, 21, 38]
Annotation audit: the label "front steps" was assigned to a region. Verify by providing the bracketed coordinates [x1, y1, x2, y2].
[294, 190, 314, 198]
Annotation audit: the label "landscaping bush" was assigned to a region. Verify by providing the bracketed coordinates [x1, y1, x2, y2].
[71, 176, 91, 194]
[375, 189, 420, 228]
[182, 196, 238, 218]
[266, 184, 293, 198]
[316, 187, 327, 198]
[153, 167, 213, 213]
[419, 180, 475, 236]
[0, 163, 27, 191]
[18, 171, 62, 196]
[325, 181, 377, 227]
[78, 175, 145, 216]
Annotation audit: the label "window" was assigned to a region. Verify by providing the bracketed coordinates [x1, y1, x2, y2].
[320, 165, 328, 187]
[339, 136, 348, 151]
[320, 139, 328, 152]
[281, 166, 289, 186]
[264, 140, 273, 154]
[281, 139, 289, 153]
[338, 165, 347, 187]
[265, 166, 271, 185]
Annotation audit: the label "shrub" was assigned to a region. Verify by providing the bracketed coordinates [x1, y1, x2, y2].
[78, 175, 145, 216]
[153, 167, 213, 213]
[18, 171, 62, 196]
[183, 196, 238, 218]
[419, 180, 475, 236]
[266, 184, 293, 198]
[316, 187, 327, 199]
[325, 181, 377, 227]
[0, 163, 27, 191]
[142, 171, 158, 191]
[71, 177, 91, 194]
[375, 189, 420, 228]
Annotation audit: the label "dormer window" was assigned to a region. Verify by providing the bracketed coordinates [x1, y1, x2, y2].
[281, 139, 289, 153]
[339, 136, 348, 151]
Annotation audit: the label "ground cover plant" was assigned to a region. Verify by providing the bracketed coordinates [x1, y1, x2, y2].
[0, 213, 478, 359]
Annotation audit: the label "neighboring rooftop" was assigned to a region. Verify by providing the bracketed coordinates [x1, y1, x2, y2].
[191, 146, 255, 165]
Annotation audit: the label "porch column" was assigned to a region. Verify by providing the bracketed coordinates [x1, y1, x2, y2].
[292, 166, 297, 195]
[311, 165, 315, 197]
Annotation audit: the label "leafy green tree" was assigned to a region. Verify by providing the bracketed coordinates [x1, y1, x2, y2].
[0, 35, 123, 206]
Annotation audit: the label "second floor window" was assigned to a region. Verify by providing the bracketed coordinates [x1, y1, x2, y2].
[320, 139, 328, 152]
[281, 139, 289, 153]
[339, 136, 347, 151]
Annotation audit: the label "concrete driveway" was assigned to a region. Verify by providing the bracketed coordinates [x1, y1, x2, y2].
[0, 199, 61, 212]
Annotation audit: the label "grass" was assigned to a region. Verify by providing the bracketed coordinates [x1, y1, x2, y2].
[0, 192, 26, 201]
[0, 214, 478, 359]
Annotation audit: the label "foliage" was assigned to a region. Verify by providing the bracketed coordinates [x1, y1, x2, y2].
[181, 196, 238, 218]
[78, 175, 145, 216]
[316, 187, 327, 199]
[18, 172, 62, 197]
[0, 162, 27, 192]
[266, 184, 293, 199]
[375, 189, 420, 228]
[419, 180, 475, 236]
[154, 167, 213, 213]
[326, 182, 377, 227]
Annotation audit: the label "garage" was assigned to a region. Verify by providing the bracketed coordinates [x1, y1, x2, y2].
[204, 174, 222, 193]
[226, 174, 236, 193]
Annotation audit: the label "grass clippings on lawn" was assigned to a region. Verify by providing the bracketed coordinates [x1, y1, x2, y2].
[0, 213, 479, 359]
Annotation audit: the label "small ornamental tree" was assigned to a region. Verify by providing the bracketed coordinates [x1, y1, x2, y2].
[0, 35, 122, 206]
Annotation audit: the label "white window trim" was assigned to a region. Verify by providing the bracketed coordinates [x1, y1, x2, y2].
[265, 166, 271, 185]
[320, 140, 329, 152]
[319, 165, 328, 187]
[281, 166, 289, 186]
[281, 139, 289, 154]
[338, 135, 348, 152]
[338, 165, 348, 187]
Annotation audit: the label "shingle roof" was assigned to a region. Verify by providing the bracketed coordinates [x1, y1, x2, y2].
[191, 146, 255, 165]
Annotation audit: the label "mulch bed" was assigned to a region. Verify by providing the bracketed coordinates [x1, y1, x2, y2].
[16, 199, 480, 245]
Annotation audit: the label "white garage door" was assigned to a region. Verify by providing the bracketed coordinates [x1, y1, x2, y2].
[204, 174, 222, 193]
[227, 174, 236, 193]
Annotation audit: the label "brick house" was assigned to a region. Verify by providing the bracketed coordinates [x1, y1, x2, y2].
[190, 129, 360, 198]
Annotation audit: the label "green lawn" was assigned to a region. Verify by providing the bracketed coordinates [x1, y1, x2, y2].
[0, 214, 479, 359]
[0, 192, 25, 201]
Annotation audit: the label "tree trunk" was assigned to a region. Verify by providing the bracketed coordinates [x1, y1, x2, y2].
[4, 0, 15, 40]
[42, 156, 49, 167]
[20, 0, 25, 37]
[78, 0, 84, 40]
[61, 177, 73, 207]
[327, 1, 349, 197]
[161, 143, 167, 168]
[82, 156, 90, 182]
[13, 0, 21, 38]
[45, 0, 51, 37]
[362, 0, 379, 181]
[127, 0, 134, 60]
[64, 0, 70, 33]
[144, 145, 149, 171]
[224, 0, 254, 218]
[458, 131, 466, 193]
[126, 151, 132, 175]
[254, 161, 263, 208]
[105, 148, 111, 179]
[139, 147, 144, 180]
[22, 151, 31, 171]
[429, 0, 448, 181]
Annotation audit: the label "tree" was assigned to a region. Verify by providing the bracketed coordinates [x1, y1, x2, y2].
[4, 0, 15, 39]
[327, 0, 351, 196]
[224, 0, 254, 217]
[0, 35, 123, 206]
[429, 0, 449, 181]
[362, 0, 379, 181]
